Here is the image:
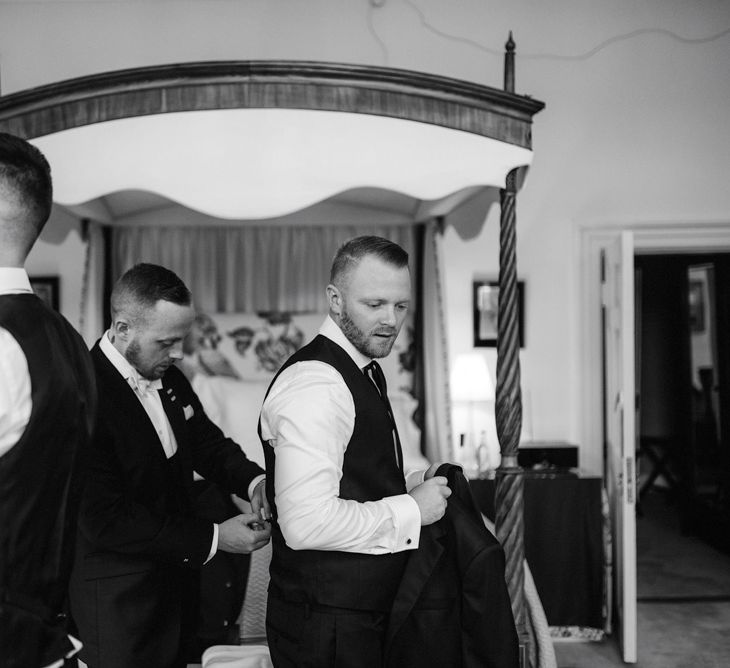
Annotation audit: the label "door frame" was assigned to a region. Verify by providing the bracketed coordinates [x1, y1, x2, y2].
[580, 221, 730, 476]
[580, 221, 730, 656]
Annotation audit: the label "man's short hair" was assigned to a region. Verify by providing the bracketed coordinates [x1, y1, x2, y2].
[0, 132, 53, 237]
[329, 235, 409, 287]
[111, 263, 192, 323]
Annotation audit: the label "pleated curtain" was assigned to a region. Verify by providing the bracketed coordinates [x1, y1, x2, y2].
[112, 224, 415, 314]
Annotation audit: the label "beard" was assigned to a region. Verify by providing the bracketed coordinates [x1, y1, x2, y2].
[125, 339, 166, 380]
[339, 307, 397, 359]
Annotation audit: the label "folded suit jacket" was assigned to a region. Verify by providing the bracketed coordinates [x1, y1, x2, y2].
[385, 464, 520, 668]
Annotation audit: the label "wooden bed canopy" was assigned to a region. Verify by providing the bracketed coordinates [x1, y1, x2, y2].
[0, 58, 539, 147]
[0, 42, 544, 652]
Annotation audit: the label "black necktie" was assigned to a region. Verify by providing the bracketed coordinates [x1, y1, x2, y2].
[364, 361, 404, 472]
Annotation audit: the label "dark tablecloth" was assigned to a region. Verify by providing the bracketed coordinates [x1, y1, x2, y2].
[469, 474, 604, 628]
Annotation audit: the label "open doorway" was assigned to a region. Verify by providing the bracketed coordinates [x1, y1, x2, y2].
[634, 253, 730, 603]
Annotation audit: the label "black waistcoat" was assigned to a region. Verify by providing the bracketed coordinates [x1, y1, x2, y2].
[261, 334, 408, 611]
[0, 294, 96, 668]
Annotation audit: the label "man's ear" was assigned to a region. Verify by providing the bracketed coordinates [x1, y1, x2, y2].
[326, 284, 342, 316]
[112, 318, 131, 342]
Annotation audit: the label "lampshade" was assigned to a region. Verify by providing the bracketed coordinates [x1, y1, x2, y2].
[450, 353, 495, 403]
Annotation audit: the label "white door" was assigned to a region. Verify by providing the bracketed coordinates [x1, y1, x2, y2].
[601, 231, 638, 663]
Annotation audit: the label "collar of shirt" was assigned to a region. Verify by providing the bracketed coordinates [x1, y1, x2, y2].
[319, 315, 373, 372]
[99, 330, 163, 396]
[0, 267, 32, 295]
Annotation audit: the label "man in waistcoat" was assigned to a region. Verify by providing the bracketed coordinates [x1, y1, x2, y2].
[0, 132, 98, 668]
[69, 263, 272, 668]
[259, 235, 451, 667]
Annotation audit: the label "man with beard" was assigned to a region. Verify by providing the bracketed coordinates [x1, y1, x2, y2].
[69, 263, 271, 668]
[259, 236, 451, 668]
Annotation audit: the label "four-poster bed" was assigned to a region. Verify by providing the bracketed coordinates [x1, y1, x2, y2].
[0, 47, 545, 664]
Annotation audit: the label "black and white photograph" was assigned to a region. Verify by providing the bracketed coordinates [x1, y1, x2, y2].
[2, 3, 730, 668]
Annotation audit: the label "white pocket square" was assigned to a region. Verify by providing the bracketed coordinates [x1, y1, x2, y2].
[183, 404, 194, 420]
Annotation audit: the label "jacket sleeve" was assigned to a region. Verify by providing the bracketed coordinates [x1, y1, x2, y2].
[172, 367, 266, 499]
[446, 466, 520, 668]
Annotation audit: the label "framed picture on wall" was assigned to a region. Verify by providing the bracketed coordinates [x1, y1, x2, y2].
[473, 280, 525, 348]
[29, 276, 60, 311]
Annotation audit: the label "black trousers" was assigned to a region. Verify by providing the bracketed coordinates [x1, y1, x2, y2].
[266, 594, 389, 668]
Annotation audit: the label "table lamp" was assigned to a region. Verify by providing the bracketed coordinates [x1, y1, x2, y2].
[450, 353, 498, 477]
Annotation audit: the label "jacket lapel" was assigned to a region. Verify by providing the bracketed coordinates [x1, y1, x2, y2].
[91, 343, 174, 464]
[385, 518, 447, 651]
[158, 375, 195, 494]
[158, 381, 187, 447]
[385, 464, 472, 655]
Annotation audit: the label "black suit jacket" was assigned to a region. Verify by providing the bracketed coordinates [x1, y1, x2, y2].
[385, 465, 519, 668]
[69, 342, 264, 668]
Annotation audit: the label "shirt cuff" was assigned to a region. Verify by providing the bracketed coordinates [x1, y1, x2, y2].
[382, 493, 421, 552]
[205, 523, 219, 564]
[247, 474, 266, 502]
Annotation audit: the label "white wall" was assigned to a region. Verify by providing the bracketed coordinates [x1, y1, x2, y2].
[25, 207, 86, 331]
[3, 0, 730, 473]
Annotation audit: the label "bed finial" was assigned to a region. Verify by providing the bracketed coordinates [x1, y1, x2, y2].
[504, 31, 515, 93]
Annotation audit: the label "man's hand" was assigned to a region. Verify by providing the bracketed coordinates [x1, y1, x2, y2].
[217, 513, 271, 554]
[409, 476, 451, 526]
[250, 478, 271, 522]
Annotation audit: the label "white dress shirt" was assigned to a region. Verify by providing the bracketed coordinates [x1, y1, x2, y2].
[0, 267, 82, 668]
[0, 267, 34, 458]
[260, 316, 424, 554]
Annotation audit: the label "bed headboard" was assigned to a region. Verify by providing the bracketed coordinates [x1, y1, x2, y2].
[183, 310, 428, 470]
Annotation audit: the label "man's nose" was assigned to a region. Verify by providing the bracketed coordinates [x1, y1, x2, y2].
[169, 341, 184, 360]
[380, 307, 397, 327]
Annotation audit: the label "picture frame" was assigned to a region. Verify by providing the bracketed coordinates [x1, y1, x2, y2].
[29, 275, 60, 310]
[473, 280, 525, 348]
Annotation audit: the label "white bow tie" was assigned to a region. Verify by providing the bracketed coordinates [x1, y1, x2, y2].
[129, 376, 163, 397]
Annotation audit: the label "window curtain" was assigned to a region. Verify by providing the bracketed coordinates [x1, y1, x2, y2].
[112, 224, 415, 314]
[418, 219, 453, 463]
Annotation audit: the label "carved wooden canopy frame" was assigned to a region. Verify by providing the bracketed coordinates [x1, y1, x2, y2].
[0, 60, 541, 148]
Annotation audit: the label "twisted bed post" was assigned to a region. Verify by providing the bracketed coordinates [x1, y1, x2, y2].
[495, 31, 530, 666]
